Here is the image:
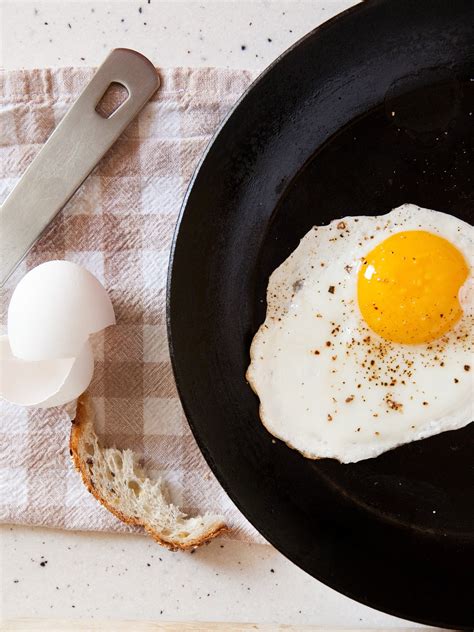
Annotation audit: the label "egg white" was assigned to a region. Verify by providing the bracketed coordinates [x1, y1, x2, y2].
[247, 204, 473, 463]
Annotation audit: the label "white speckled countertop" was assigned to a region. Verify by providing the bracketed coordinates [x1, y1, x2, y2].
[2, 0, 357, 71]
[1, 1, 433, 628]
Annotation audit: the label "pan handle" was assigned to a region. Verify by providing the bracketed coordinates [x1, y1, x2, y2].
[1, 48, 160, 285]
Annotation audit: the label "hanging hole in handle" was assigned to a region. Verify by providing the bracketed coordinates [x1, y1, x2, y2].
[95, 82, 129, 118]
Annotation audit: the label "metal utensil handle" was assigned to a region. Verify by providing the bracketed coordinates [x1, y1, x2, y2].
[0, 48, 159, 285]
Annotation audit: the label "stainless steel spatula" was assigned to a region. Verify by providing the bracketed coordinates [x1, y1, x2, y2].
[0, 48, 159, 286]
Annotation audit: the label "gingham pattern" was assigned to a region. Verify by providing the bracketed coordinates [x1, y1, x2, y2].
[0, 66, 264, 543]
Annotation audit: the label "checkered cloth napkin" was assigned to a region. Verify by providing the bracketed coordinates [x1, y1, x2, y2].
[0, 66, 265, 543]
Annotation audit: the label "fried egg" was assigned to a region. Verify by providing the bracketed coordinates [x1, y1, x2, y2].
[247, 204, 473, 463]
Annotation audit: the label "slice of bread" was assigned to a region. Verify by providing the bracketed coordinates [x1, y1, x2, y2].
[70, 394, 227, 550]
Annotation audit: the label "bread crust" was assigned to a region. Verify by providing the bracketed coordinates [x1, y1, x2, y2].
[69, 394, 227, 551]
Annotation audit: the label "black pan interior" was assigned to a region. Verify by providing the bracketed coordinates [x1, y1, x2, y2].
[168, 0, 474, 627]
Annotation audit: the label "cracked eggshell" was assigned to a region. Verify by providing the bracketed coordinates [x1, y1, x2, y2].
[0, 336, 94, 408]
[8, 261, 115, 361]
[37, 342, 95, 408]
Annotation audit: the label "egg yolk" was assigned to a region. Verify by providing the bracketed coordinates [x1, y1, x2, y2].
[357, 230, 469, 344]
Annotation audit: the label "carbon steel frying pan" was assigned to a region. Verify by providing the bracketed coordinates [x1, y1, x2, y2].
[168, 0, 474, 627]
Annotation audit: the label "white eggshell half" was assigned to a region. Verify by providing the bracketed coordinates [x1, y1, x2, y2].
[0, 336, 94, 408]
[8, 260, 115, 361]
[37, 342, 94, 408]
